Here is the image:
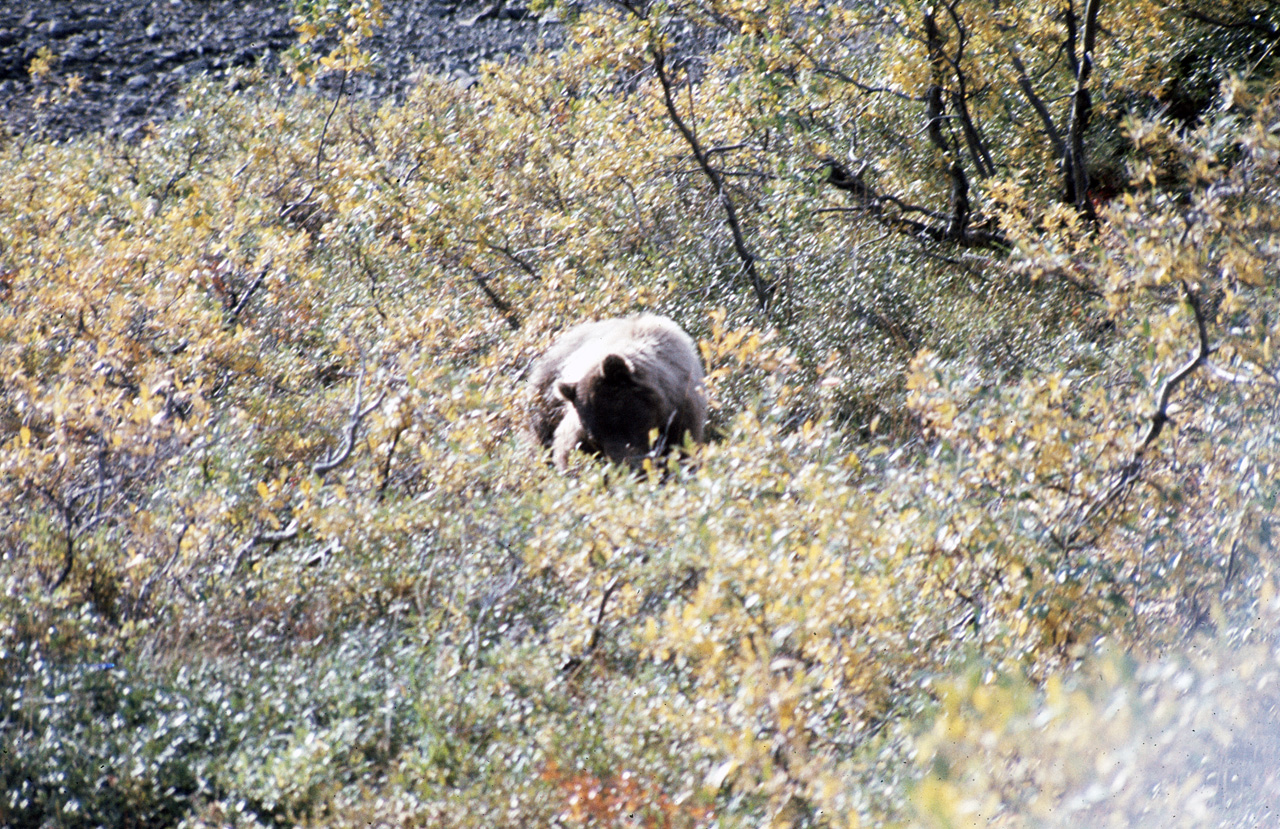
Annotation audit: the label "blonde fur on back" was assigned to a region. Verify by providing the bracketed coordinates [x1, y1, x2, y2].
[528, 314, 706, 468]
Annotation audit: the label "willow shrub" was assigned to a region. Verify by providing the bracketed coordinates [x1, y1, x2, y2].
[2, 0, 1279, 824]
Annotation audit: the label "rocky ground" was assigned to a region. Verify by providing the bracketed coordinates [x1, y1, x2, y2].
[0, 0, 564, 143]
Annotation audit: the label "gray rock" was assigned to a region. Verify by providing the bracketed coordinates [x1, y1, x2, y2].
[0, 0, 565, 142]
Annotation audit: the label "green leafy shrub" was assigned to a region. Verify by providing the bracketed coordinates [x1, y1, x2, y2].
[1, 0, 1278, 824]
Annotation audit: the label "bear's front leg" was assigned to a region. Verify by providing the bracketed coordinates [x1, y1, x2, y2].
[551, 407, 587, 470]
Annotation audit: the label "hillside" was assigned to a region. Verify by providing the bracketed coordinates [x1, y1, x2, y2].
[1, 0, 1278, 826]
[0, 0, 559, 141]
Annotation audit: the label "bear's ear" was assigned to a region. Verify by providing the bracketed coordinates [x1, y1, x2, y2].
[601, 354, 632, 382]
[557, 382, 577, 402]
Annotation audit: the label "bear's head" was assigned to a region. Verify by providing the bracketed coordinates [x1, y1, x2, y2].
[558, 354, 667, 465]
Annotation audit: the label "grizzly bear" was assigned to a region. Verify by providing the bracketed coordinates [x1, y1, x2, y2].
[529, 314, 707, 470]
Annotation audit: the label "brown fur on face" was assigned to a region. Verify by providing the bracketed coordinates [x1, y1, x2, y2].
[528, 315, 706, 470]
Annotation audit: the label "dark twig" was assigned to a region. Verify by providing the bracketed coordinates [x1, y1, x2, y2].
[154, 134, 202, 205]
[316, 68, 348, 178]
[375, 423, 405, 503]
[822, 158, 1009, 250]
[41, 487, 78, 592]
[1135, 281, 1210, 454]
[586, 576, 622, 654]
[562, 575, 623, 678]
[470, 268, 521, 330]
[226, 261, 272, 328]
[1064, 0, 1081, 78]
[1223, 537, 1239, 597]
[479, 239, 540, 279]
[38, 455, 133, 592]
[938, 3, 995, 176]
[653, 47, 773, 308]
[705, 143, 752, 156]
[1180, 7, 1280, 40]
[787, 27, 919, 99]
[1011, 55, 1066, 162]
[232, 357, 387, 571]
[606, 0, 649, 17]
[1064, 281, 1210, 546]
[923, 12, 957, 157]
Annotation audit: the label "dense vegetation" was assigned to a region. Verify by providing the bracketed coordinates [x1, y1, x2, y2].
[2, 0, 1277, 825]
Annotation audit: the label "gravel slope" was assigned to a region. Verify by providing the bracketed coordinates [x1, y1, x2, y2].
[0, 0, 563, 142]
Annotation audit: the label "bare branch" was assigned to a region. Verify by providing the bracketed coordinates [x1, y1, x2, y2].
[1064, 0, 1081, 79]
[1180, 7, 1280, 39]
[586, 576, 622, 654]
[1064, 282, 1211, 547]
[652, 47, 773, 308]
[226, 261, 272, 328]
[606, 0, 650, 17]
[705, 143, 753, 156]
[1136, 281, 1210, 454]
[1064, 0, 1102, 222]
[315, 68, 348, 178]
[376, 421, 406, 503]
[230, 518, 301, 574]
[313, 362, 385, 476]
[1205, 360, 1270, 386]
[944, 50, 995, 176]
[563, 575, 623, 679]
[132, 520, 189, 617]
[1011, 55, 1066, 162]
[822, 158, 1009, 250]
[254, 519, 301, 545]
[51, 535, 74, 590]
[922, 12, 958, 157]
[469, 238, 540, 279]
[469, 268, 521, 331]
[38, 487, 78, 592]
